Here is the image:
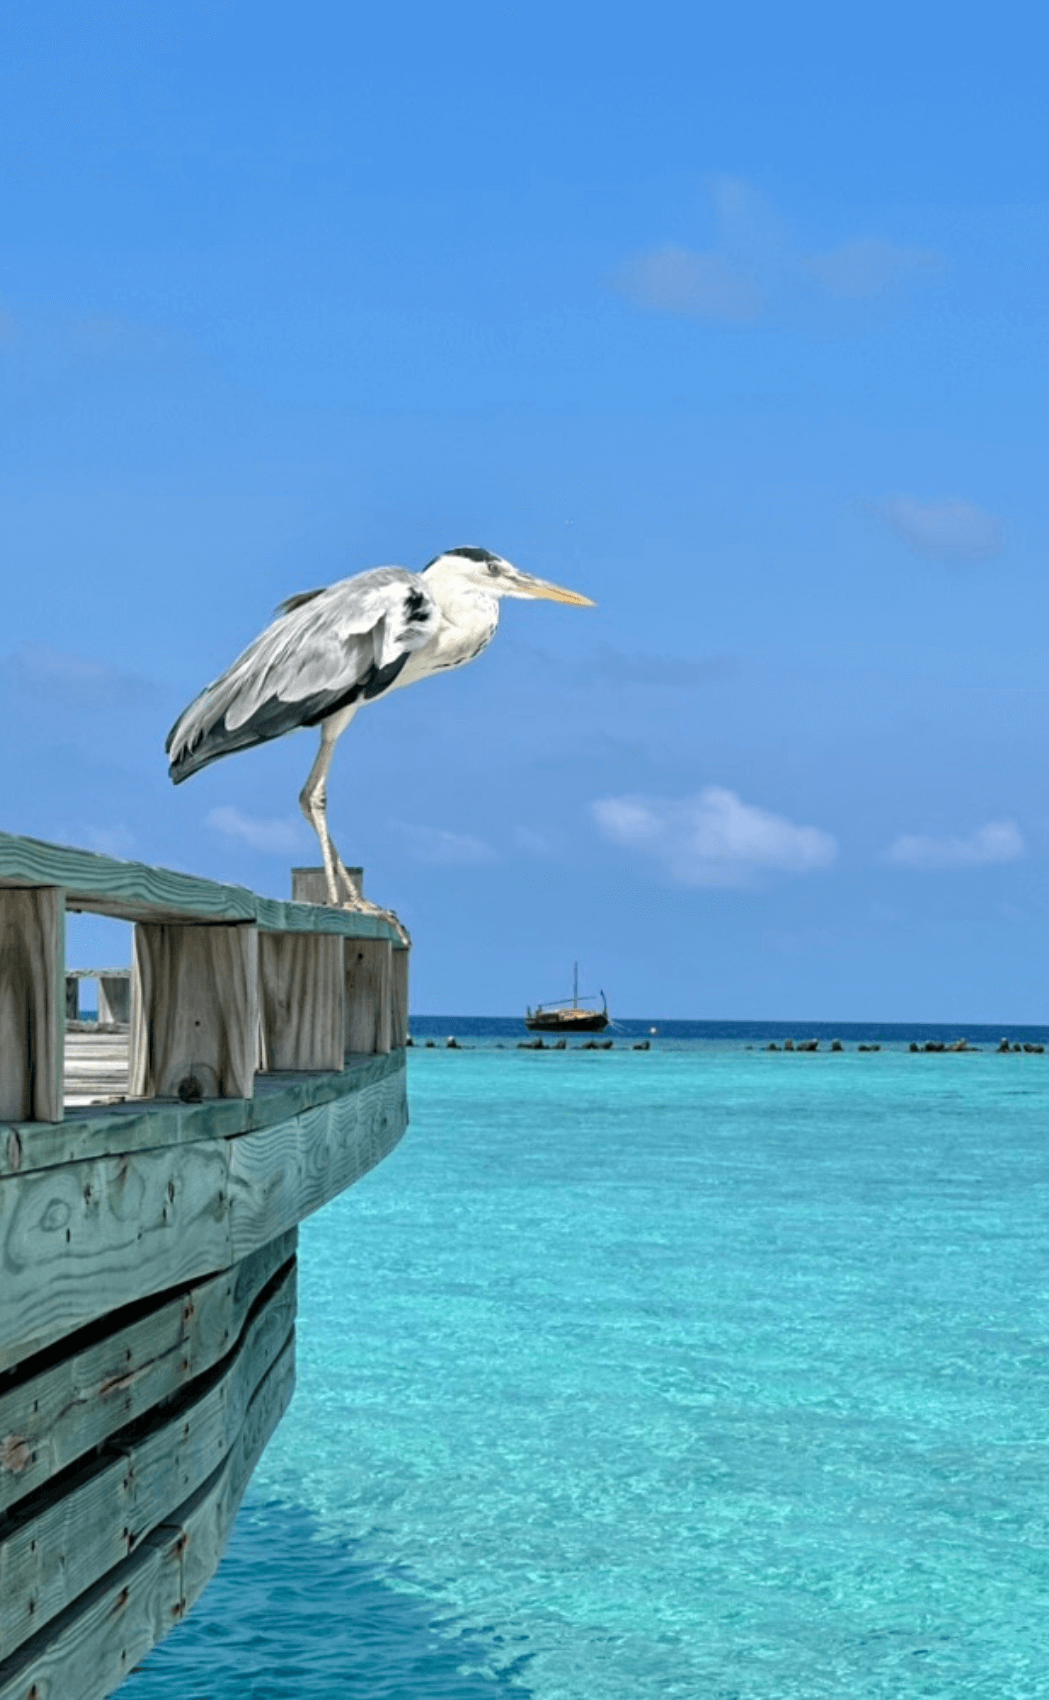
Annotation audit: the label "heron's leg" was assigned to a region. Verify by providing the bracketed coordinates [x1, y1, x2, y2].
[299, 728, 411, 943]
[299, 731, 344, 906]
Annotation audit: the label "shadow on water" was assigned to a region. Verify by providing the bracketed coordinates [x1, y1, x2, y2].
[121, 1499, 532, 1700]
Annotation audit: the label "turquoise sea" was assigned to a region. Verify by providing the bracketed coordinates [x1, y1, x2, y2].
[125, 1020, 1049, 1699]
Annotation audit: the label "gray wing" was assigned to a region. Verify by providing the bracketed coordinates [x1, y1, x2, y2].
[167, 566, 439, 782]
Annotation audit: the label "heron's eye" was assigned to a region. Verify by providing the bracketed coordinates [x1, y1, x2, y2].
[486, 561, 501, 576]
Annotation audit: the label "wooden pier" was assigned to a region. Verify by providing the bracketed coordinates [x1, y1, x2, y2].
[0, 832, 410, 1698]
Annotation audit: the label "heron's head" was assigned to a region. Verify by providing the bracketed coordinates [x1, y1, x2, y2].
[424, 546, 595, 606]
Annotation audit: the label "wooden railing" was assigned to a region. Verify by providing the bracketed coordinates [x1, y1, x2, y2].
[0, 832, 411, 1699]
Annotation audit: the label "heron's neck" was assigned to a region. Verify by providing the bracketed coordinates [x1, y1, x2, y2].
[423, 564, 500, 631]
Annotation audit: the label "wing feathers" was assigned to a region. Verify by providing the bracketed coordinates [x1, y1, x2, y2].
[167, 568, 439, 781]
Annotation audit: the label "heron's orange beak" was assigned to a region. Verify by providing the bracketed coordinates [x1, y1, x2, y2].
[516, 573, 596, 607]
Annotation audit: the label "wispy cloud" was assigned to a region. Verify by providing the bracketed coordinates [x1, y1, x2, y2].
[82, 824, 137, 858]
[879, 496, 1005, 563]
[396, 823, 496, 866]
[613, 246, 763, 322]
[8, 644, 154, 709]
[613, 179, 942, 324]
[580, 644, 734, 689]
[593, 786, 837, 887]
[804, 238, 941, 299]
[886, 820, 1025, 871]
[207, 805, 306, 855]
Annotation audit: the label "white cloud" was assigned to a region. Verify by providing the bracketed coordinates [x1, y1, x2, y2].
[886, 820, 1025, 871]
[880, 496, 1004, 562]
[805, 238, 940, 299]
[82, 824, 136, 858]
[207, 805, 306, 855]
[613, 246, 763, 321]
[593, 786, 837, 887]
[397, 823, 495, 866]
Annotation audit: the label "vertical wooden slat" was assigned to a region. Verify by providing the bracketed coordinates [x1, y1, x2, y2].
[291, 865, 363, 907]
[0, 886, 64, 1123]
[129, 923, 258, 1099]
[65, 975, 79, 1021]
[345, 938, 392, 1055]
[258, 933, 344, 1071]
[97, 973, 130, 1025]
[391, 946, 410, 1047]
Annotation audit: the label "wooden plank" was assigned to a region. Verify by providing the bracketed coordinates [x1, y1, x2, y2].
[0, 1337, 294, 1700]
[345, 938, 392, 1055]
[292, 864, 363, 905]
[0, 888, 64, 1125]
[258, 933, 344, 1073]
[0, 829, 398, 940]
[0, 1230, 295, 1515]
[1, 1048, 405, 1180]
[97, 975, 129, 1026]
[129, 923, 258, 1100]
[391, 946, 410, 1047]
[0, 1266, 295, 1657]
[0, 1137, 231, 1368]
[0, 1061, 408, 1363]
[227, 1065, 408, 1258]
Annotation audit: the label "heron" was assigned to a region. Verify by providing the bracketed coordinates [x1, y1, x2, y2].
[166, 546, 595, 931]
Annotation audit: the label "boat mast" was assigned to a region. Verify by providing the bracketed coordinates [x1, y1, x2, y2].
[573, 961, 578, 1007]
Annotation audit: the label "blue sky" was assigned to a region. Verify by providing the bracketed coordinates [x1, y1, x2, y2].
[3, 1, 1048, 1020]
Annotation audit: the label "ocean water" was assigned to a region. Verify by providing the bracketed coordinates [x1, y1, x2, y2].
[124, 1022, 1049, 1699]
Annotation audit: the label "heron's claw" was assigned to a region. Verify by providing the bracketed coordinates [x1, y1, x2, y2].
[339, 893, 411, 948]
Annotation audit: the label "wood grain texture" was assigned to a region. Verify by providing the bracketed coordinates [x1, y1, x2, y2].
[391, 946, 410, 1047]
[345, 938, 392, 1055]
[0, 1230, 295, 1515]
[258, 932, 344, 1073]
[0, 1337, 293, 1700]
[0, 1060, 408, 1363]
[0, 1138, 231, 1368]
[97, 975, 130, 1026]
[2, 1048, 404, 1180]
[292, 865, 363, 904]
[0, 1267, 295, 1657]
[228, 1064, 407, 1258]
[0, 888, 64, 1125]
[129, 923, 258, 1100]
[0, 829, 398, 940]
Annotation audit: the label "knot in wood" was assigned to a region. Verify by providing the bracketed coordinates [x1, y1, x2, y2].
[177, 1075, 203, 1104]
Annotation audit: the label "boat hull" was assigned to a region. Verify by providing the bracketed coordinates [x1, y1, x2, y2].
[524, 1009, 610, 1033]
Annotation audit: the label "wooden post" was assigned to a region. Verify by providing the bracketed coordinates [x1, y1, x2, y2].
[292, 866, 363, 907]
[0, 886, 64, 1123]
[258, 933, 344, 1071]
[97, 972, 130, 1025]
[129, 923, 258, 1099]
[65, 974, 79, 1021]
[345, 938, 392, 1055]
[391, 947, 409, 1047]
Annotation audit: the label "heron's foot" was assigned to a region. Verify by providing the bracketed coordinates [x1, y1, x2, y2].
[340, 893, 411, 948]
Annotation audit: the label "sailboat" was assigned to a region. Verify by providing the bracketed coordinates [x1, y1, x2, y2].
[524, 963, 610, 1033]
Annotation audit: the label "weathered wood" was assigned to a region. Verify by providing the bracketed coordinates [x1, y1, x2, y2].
[129, 922, 258, 1100]
[65, 976, 79, 1022]
[2, 1047, 403, 1180]
[292, 864, 363, 905]
[345, 938, 392, 1055]
[0, 1230, 295, 1515]
[97, 974, 130, 1026]
[0, 829, 397, 940]
[258, 933, 344, 1073]
[0, 1265, 295, 1656]
[63, 1033, 129, 1105]
[0, 1061, 408, 1362]
[0, 1137, 231, 1368]
[0, 1336, 294, 1700]
[0, 888, 64, 1125]
[228, 1066, 408, 1257]
[391, 946, 409, 1047]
